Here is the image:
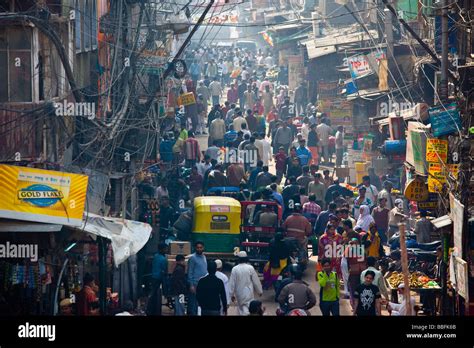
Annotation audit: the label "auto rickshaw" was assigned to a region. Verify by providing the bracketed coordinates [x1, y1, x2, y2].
[206, 186, 240, 199]
[192, 196, 241, 259]
[240, 201, 282, 267]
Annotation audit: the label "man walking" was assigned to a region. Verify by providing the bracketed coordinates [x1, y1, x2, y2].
[294, 81, 308, 115]
[215, 259, 231, 315]
[273, 122, 293, 155]
[278, 266, 316, 315]
[170, 254, 187, 316]
[148, 243, 168, 315]
[229, 251, 263, 315]
[317, 258, 340, 316]
[316, 119, 332, 164]
[187, 241, 208, 316]
[209, 77, 223, 106]
[353, 270, 382, 316]
[196, 261, 228, 316]
[335, 126, 344, 167]
[184, 131, 201, 168]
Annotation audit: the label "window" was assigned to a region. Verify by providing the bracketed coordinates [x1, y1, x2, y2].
[0, 27, 33, 102]
[75, 0, 82, 52]
[83, 0, 91, 51]
[75, 0, 98, 53]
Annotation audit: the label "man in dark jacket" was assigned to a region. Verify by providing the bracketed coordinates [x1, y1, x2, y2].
[207, 164, 228, 189]
[325, 179, 353, 205]
[314, 202, 337, 236]
[282, 177, 301, 212]
[255, 166, 273, 190]
[170, 255, 187, 315]
[196, 261, 228, 316]
[238, 79, 247, 110]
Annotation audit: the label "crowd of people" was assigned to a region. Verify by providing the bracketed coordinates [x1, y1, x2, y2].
[145, 44, 439, 317]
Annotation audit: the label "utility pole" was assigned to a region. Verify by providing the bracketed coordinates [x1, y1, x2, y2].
[384, 8, 393, 56]
[145, 0, 215, 109]
[399, 223, 412, 315]
[439, 0, 449, 102]
[381, 0, 458, 86]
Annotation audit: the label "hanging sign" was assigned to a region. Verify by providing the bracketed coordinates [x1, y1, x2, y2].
[347, 54, 373, 80]
[177, 92, 196, 106]
[418, 193, 438, 209]
[0, 165, 88, 226]
[428, 162, 446, 192]
[448, 164, 460, 179]
[428, 103, 461, 137]
[404, 177, 429, 201]
[426, 139, 448, 163]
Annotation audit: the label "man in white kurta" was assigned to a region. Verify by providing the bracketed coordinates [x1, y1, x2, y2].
[229, 251, 263, 315]
[388, 283, 416, 316]
[215, 259, 230, 315]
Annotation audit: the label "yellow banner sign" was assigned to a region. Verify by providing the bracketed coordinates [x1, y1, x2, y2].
[177, 92, 196, 106]
[428, 163, 446, 193]
[426, 139, 448, 163]
[448, 164, 460, 179]
[0, 165, 88, 226]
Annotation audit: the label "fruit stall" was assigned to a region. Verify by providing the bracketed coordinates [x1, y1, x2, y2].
[386, 271, 441, 315]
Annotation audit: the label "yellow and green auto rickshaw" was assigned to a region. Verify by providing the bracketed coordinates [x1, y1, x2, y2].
[192, 196, 241, 259]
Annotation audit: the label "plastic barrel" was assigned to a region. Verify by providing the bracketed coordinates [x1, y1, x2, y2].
[383, 140, 407, 155]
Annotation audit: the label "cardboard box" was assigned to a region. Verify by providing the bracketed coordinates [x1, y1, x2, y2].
[169, 241, 191, 256]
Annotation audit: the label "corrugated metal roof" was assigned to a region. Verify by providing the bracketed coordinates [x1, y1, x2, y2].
[304, 41, 337, 58]
[431, 215, 452, 229]
[301, 29, 379, 59]
[268, 22, 305, 32]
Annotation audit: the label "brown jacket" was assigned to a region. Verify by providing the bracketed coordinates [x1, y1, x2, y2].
[227, 164, 245, 187]
[282, 214, 312, 244]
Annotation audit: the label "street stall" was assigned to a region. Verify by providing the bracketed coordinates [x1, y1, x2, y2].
[0, 221, 63, 315]
[0, 165, 152, 315]
[0, 164, 88, 315]
[62, 213, 153, 315]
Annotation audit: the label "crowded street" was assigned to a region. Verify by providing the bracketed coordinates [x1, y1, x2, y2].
[0, 0, 473, 337]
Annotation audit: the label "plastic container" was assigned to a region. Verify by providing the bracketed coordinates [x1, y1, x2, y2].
[389, 116, 405, 140]
[383, 140, 406, 155]
[355, 161, 368, 172]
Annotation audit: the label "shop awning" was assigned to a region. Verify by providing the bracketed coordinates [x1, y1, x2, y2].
[76, 213, 152, 266]
[431, 215, 452, 229]
[301, 29, 379, 59]
[303, 39, 336, 59]
[0, 220, 63, 232]
[346, 88, 388, 100]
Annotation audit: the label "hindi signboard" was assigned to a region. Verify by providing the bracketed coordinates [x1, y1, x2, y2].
[404, 177, 429, 202]
[428, 162, 446, 192]
[347, 54, 373, 80]
[177, 92, 196, 106]
[426, 139, 448, 163]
